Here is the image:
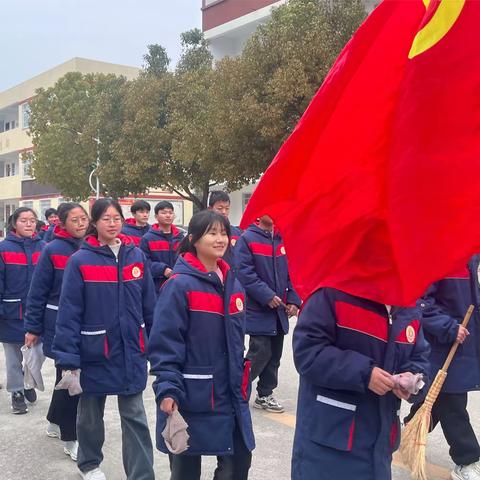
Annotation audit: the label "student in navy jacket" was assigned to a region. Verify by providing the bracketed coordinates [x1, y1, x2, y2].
[24, 202, 89, 461]
[406, 258, 480, 480]
[53, 198, 155, 480]
[235, 215, 301, 413]
[149, 210, 255, 480]
[292, 288, 430, 480]
[208, 190, 242, 267]
[121, 199, 151, 246]
[0, 207, 45, 414]
[140, 200, 185, 293]
[39, 207, 59, 242]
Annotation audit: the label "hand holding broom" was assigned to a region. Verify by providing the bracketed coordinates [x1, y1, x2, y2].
[399, 304, 475, 480]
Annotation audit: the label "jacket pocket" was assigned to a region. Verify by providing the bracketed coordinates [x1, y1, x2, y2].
[182, 365, 214, 413]
[80, 325, 108, 362]
[309, 394, 357, 451]
[2, 298, 22, 320]
[241, 360, 251, 401]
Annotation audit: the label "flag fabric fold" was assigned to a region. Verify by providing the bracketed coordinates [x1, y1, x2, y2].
[241, 0, 480, 306]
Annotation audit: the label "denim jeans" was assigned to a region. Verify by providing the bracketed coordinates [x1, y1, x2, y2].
[77, 392, 154, 479]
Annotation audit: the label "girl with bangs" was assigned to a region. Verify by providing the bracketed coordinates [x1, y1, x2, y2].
[25, 202, 89, 461]
[149, 210, 255, 480]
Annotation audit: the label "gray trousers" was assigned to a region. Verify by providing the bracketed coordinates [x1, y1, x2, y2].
[2, 343, 24, 393]
[77, 392, 154, 480]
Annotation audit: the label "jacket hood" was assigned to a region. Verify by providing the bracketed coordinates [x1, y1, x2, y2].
[173, 252, 230, 284]
[53, 226, 83, 247]
[151, 223, 181, 237]
[6, 231, 43, 245]
[81, 233, 134, 257]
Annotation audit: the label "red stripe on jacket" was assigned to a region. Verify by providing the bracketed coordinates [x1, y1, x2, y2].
[51, 254, 69, 270]
[80, 265, 118, 283]
[148, 240, 170, 252]
[123, 262, 144, 282]
[335, 301, 388, 342]
[1, 252, 28, 265]
[32, 252, 41, 265]
[249, 242, 273, 256]
[187, 291, 224, 315]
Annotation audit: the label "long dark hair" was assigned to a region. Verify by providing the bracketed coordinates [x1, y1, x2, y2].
[8, 207, 37, 232]
[178, 210, 231, 256]
[58, 202, 89, 225]
[87, 198, 124, 236]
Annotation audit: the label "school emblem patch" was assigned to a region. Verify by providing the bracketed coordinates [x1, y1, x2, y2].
[235, 298, 244, 312]
[406, 325, 416, 344]
[231, 238, 237, 247]
[280, 246, 286, 255]
[132, 266, 142, 278]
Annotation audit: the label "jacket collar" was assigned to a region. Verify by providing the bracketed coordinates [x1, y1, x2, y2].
[151, 223, 180, 237]
[174, 252, 230, 285]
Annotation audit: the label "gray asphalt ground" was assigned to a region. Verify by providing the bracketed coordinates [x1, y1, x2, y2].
[0, 318, 478, 479]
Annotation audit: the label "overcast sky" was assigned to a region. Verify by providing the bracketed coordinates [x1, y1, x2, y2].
[1, 0, 202, 92]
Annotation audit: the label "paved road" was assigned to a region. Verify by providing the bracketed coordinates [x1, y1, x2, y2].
[0, 319, 478, 479]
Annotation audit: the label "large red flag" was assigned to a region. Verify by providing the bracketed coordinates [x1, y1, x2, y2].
[241, 0, 480, 306]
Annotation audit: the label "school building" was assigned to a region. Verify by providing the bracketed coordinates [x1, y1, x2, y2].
[201, 0, 377, 224]
[0, 57, 193, 237]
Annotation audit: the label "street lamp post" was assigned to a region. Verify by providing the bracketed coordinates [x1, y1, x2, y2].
[88, 133, 101, 200]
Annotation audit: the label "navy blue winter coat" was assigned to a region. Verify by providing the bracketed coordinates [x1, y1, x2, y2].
[140, 224, 185, 293]
[121, 218, 150, 247]
[419, 257, 480, 393]
[235, 224, 301, 336]
[37, 223, 50, 241]
[24, 226, 82, 358]
[0, 232, 45, 343]
[292, 288, 430, 480]
[53, 234, 156, 396]
[222, 225, 242, 267]
[42, 223, 56, 243]
[149, 253, 255, 456]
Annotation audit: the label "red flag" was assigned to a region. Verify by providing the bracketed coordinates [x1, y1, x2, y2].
[241, 0, 480, 306]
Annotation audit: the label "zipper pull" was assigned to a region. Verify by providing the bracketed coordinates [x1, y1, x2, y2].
[385, 305, 393, 325]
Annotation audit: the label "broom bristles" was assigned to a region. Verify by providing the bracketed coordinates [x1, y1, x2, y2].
[399, 369, 447, 480]
[399, 402, 432, 480]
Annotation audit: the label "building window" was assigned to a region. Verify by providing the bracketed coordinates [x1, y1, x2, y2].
[22, 103, 31, 129]
[23, 157, 33, 178]
[39, 200, 51, 218]
[22, 201, 34, 210]
[5, 163, 16, 176]
[242, 193, 252, 212]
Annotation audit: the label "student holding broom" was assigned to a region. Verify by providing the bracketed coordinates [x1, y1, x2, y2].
[405, 258, 480, 480]
[291, 288, 430, 480]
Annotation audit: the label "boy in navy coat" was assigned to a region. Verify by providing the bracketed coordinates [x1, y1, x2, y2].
[236, 215, 301, 413]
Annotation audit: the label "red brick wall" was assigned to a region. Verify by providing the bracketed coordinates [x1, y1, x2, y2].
[202, 0, 279, 31]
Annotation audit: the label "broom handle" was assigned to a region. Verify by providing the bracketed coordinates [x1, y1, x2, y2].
[440, 304, 474, 372]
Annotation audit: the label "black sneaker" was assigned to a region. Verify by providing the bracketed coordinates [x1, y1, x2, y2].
[24, 388, 37, 404]
[11, 391, 28, 414]
[253, 394, 285, 413]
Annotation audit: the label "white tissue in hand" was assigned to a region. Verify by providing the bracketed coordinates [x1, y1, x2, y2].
[55, 369, 83, 396]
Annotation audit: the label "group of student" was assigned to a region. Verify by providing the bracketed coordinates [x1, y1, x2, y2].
[0, 191, 479, 480]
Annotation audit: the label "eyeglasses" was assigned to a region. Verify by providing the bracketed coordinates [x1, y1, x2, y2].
[99, 216, 123, 224]
[17, 219, 37, 225]
[70, 216, 89, 225]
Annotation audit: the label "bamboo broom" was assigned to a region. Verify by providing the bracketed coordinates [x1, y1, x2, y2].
[399, 304, 474, 480]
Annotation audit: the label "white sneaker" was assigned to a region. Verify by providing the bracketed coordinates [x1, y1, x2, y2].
[46, 422, 61, 439]
[64, 441, 78, 461]
[452, 464, 480, 480]
[79, 468, 106, 480]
